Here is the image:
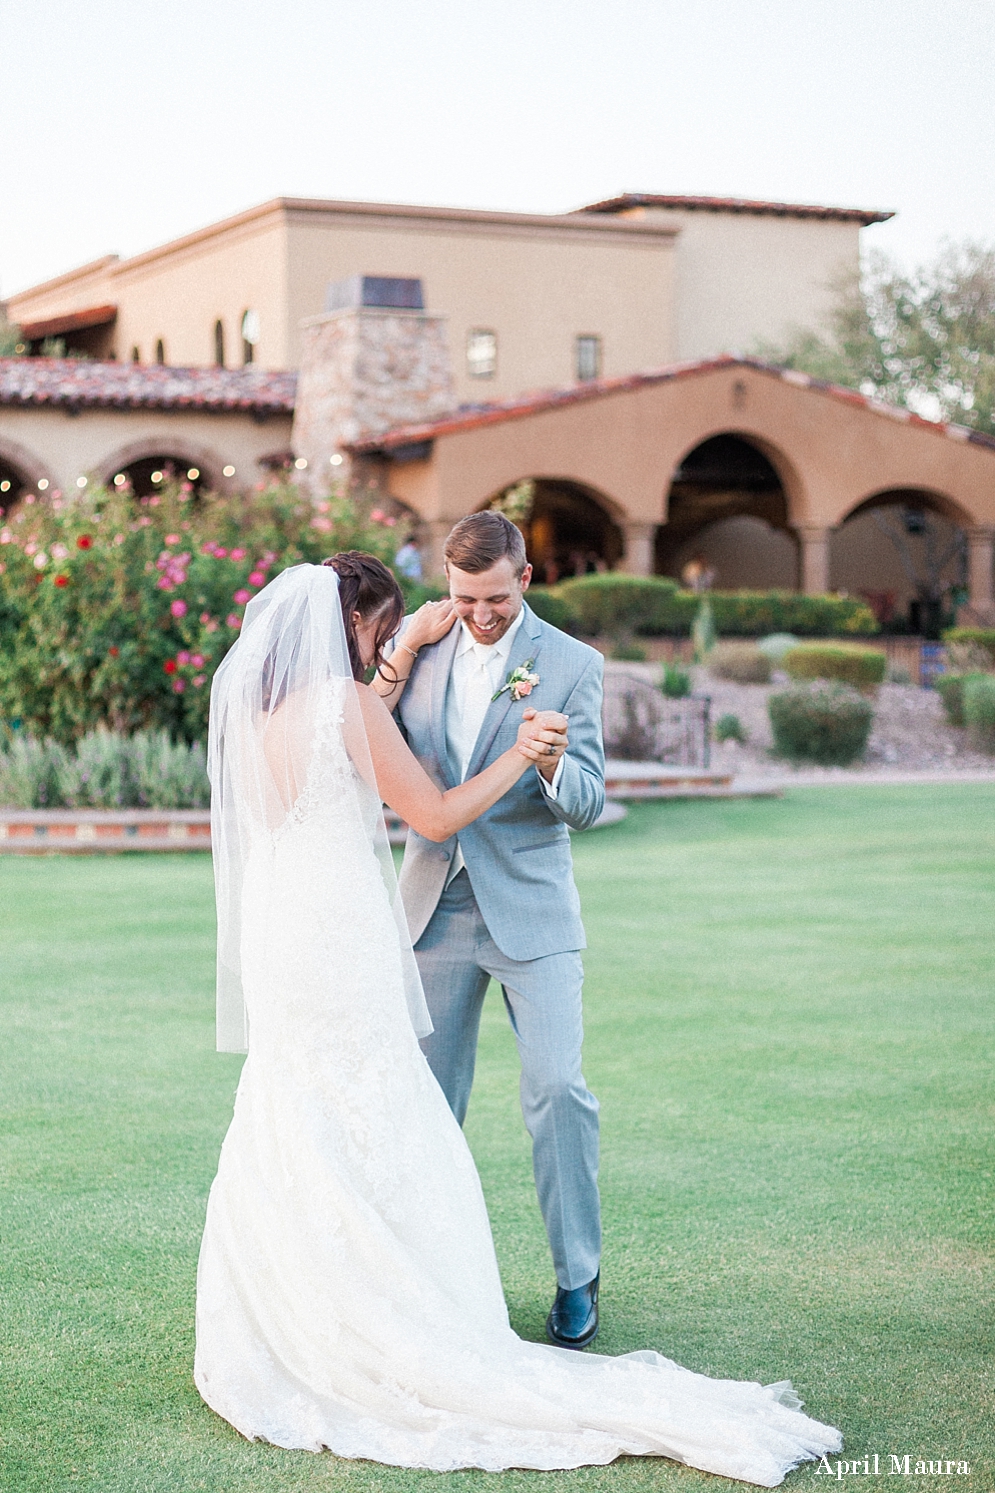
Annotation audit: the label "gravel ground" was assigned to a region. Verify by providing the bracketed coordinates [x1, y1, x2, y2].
[604, 662, 995, 779]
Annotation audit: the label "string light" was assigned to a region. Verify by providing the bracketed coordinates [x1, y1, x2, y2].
[294, 457, 308, 470]
[223, 465, 236, 477]
[38, 479, 49, 491]
[330, 454, 344, 466]
[187, 467, 200, 481]
[0, 480, 10, 493]
[114, 473, 127, 487]
[76, 476, 87, 489]
[150, 471, 164, 484]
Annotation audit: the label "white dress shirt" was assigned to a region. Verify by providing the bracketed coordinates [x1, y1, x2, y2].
[444, 608, 563, 882]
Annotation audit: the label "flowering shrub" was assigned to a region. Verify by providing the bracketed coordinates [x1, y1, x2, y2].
[0, 479, 405, 744]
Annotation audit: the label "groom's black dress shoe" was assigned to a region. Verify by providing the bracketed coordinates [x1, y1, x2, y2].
[546, 1273, 599, 1350]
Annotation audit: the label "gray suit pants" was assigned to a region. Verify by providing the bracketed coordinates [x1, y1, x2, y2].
[415, 868, 601, 1290]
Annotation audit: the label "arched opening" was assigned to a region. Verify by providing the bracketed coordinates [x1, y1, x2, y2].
[485, 478, 623, 583]
[214, 320, 225, 368]
[657, 434, 795, 588]
[832, 489, 969, 637]
[155, 338, 166, 366]
[108, 455, 209, 500]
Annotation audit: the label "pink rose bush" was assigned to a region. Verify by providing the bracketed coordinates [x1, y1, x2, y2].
[0, 479, 407, 744]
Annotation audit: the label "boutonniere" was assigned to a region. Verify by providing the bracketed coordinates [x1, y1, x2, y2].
[493, 659, 539, 703]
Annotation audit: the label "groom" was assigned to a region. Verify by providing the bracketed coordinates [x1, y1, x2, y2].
[393, 511, 606, 1348]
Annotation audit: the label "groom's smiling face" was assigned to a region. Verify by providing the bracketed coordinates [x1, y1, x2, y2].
[446, 557, 533, 646]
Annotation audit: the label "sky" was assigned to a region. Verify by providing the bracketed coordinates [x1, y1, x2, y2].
[2, 0, 994, 297]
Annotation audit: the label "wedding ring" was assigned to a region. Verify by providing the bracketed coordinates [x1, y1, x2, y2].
[547, 744, 556, 755]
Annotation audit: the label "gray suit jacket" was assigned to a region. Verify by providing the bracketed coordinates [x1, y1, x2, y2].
[393, 602, 606, 961]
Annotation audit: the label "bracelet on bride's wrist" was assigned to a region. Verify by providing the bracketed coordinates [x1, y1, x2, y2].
[398, 642, 420, 661]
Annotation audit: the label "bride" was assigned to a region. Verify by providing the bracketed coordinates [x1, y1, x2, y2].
[196, 555, 842, 1485]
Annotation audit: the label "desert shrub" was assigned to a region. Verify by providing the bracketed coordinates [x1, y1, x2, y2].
[611, 642, 648, 661]
[555, 574, 679, 638]
[526, 586, 577, 632]
[783, 642, 887, 690]
[934, 673, 982, 727]
[768, 681, 874, 765]
[942, 628, 995, 666]
[757, 633, 800, 662]
[660, 661, 692, 698]
[714, 713, 747, 744]
[707, 641, 772, 684]
[945, 639, 995, 673]
[964, 674, 995, 753]
[0, 735, 71, 807]
[0, 480, 403, 745]
[0, 728, 210, 808]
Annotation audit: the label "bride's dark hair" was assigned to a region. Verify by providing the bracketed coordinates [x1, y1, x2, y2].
[322, 552, 405, 682]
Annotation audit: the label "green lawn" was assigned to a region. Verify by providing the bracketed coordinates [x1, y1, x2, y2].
[1, 786, 993, 1492]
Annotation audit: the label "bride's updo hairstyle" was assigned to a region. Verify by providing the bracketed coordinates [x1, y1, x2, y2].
[322, 552, 405, 681]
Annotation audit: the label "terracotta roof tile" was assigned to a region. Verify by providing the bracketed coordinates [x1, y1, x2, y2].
[577, 193, 894, 226]
[0, 358, 297, 415]
[349, 356, 995, 456]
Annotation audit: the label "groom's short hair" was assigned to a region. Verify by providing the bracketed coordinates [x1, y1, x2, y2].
[444, 512, 528, 577]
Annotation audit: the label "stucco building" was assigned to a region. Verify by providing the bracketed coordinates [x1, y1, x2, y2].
[2, 191, 993, 623]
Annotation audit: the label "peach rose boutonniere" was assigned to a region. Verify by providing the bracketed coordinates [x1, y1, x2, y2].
[493, 659, 540, 703]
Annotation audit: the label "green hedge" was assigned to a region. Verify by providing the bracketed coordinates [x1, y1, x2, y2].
[941, 628, 995, 664]
[935, 673, 982, 728]
[547, 575, 877, 638]
[768, 681, 875, 765]
[783, 643, 887, 690]
[525, 586, 578, 632]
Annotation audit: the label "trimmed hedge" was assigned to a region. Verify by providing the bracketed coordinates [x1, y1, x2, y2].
[554, 574, 679, 637]
[768, 681, 874, 766]
[964, 674, 995, 753]
[783, 642, 887, 690]
[942, 628, 995, 665]
[547, 576, 877, 638]
[525, 586, 578, 632]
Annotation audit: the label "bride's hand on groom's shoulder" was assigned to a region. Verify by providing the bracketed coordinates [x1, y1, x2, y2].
[516, 708, 569, 764]
[402, 598, 457, 651]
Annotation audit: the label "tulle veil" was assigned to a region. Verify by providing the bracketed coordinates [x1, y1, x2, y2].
[206, 562, 432, 1052]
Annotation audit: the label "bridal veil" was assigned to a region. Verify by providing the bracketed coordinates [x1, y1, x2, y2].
[207, 562, 431, 1051]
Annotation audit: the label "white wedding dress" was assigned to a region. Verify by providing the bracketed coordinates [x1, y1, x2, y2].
[196, 565, 842, 1486]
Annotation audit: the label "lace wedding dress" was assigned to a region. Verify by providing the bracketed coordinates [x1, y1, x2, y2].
[196, 565, 842, 1486]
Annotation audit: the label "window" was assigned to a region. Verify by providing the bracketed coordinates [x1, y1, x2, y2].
[241, 308, 260, 366]
[155, 338, 166, 366]
[214, 319, 225, 368]
[575, 335, 601, 382]
[466, 329, 497, 379]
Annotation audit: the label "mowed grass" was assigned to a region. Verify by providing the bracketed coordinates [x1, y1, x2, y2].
[1, 785, 993, 1493]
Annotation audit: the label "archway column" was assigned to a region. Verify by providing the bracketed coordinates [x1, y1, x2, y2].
[795, 523, 832, 594]
[966, 525, 995, 624]
[620, 522, 655, 576]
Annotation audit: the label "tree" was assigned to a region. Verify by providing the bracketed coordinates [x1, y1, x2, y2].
[763, 241, 995, 435]
[0, 307, 22, 356]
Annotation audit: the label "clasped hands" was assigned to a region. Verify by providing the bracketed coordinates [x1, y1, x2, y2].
[516, 708, 569, 781]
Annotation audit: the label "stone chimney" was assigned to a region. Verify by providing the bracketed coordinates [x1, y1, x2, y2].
[290, 276, 456, 493]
